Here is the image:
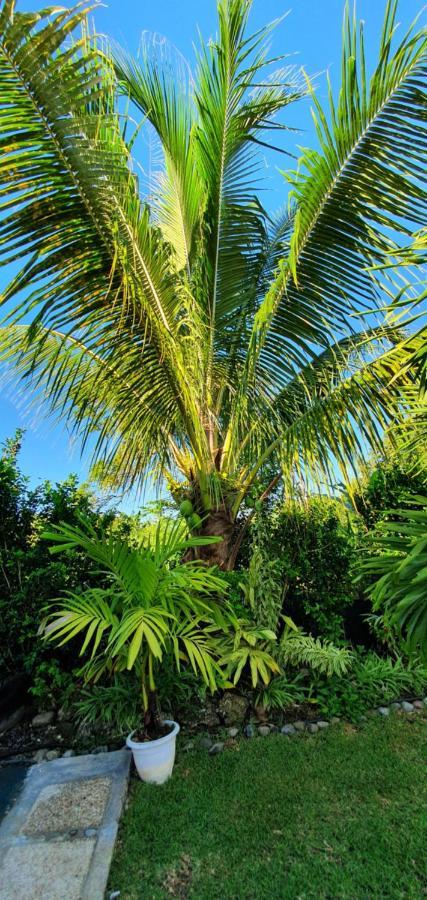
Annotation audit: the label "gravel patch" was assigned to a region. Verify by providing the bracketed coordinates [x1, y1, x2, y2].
[22, 777, 111, 835]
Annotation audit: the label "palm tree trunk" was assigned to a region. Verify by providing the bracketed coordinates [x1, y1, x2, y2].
[186, 505, 236, 570]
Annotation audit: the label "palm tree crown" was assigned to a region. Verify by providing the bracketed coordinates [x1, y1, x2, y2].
[0, 0, 425, 566]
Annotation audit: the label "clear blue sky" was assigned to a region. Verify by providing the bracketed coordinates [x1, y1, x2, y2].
[0, 0, 423, 509]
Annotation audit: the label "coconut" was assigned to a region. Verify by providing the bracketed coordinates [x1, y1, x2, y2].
[179, 499, 193, 517]
[189, 513, 202, 530]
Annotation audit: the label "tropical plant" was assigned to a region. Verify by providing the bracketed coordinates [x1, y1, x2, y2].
[238, 507, 285, 631]
[360, 496, 427, 658]
[353, 441, 427, 529]
[40, 516, 280, 735]
[263, 497, 361, 642]
[0, 431, 116, 679]
[312, 651, 427, 720]
[278, 630, 353, 678]
[0, 0, 425, 568]
[254, 672, 306, 713]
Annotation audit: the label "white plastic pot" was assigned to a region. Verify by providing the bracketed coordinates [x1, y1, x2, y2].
[126, 720, 180, 784]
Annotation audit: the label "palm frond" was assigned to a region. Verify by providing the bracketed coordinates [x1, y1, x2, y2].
[113, 34, 202, 276]
[361, 495, 427, 657]
[247, 0, 426, 389]
[0, 1, 210, 484]
[193, 0, 305, 348]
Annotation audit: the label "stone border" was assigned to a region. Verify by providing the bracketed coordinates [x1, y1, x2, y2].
[185, 696, 427, 754]
[0, 749, 131, 900]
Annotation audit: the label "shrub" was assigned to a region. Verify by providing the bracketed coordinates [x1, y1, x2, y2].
[353, 444, 426, 528]
[263, 497, 361, 643]
[312, 652, 427, 721]
[0, 432, 115, 681]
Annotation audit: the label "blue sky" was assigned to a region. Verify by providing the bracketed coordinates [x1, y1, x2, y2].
[0, 0, 423, 509]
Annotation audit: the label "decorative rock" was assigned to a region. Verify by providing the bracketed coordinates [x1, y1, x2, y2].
[317, 721, 329, 729]
[218, 692, 248, 726]
[307, 723, 319, 734]
[378, 707, 390, 717]
[413, 700, 423, 709]
[244, 724, 255, 738]
[423, 697, 427, 706]
[32, 710, 55, 728]
[390, 702, 401, 711]
[281, 724, 296, 736]
[401, 701, 414, 713]
[331, 717, 341, 725]
[62, 749, 76, 758]
[293, 721, 306, 732]
[208, 742, 224, 755]
[258, 725, 270, 737]
[45, 749, 60, 761]
[228, 727, 239, 738]
[200, 737, 213, 750]
[254, 705, 268, 723]
[269, 724, 279, 733]
[91, 745, 109, 754]
[198, 701, 220, 729]
[33, 748, 49, 763]
[109, 892, 121, 899]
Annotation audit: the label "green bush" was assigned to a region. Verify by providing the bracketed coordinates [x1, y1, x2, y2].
[0, 432, 116, 681]
[353, 444, 426, 528]
[265, 497, 360, 643]
[312, 652, 427, 721]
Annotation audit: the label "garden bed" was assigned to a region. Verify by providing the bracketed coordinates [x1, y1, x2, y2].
[109, 711, 427, 899]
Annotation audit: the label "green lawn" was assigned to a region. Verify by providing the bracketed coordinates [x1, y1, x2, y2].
[109, 713, 427, 899]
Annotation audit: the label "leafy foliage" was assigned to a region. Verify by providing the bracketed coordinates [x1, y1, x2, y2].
[0, 432, 113, 679]
[264, 498, 360, 642]
[361, 496, 427, 658]
[279, 631, 353, 679]
[41, 517, 283, 728]
[254, 673, 306, 712]
[238, 508, 285, 631]
[313, 652, 427, 721]
[353, 443, 427, 528]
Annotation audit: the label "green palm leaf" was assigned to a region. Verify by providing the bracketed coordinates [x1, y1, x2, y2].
[247, 0, 426, 385]
[361, 495, 427, 656]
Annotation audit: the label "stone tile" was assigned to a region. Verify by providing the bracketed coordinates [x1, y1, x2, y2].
[0, 749, 131, 900]
[22, 777, 111, 835]
[0, 839, 95, 900]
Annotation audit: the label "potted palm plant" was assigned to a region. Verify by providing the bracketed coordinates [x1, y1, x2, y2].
[41, 516, 278, 782]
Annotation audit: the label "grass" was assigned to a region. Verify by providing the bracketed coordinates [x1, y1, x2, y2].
[109, 712, 427, 899]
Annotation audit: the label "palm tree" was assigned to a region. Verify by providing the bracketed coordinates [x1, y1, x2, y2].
[40, 516, 281, 733]
[0, 0, 425, 568]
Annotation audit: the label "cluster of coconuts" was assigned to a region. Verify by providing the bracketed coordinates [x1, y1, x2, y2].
[246, 493, 264, 511]
[179, 499, 203, 532]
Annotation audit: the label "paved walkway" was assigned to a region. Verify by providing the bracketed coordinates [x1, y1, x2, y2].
[0, 749, 131, 899]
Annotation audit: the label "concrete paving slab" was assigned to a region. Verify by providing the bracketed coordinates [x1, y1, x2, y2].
[0, 748, 131, 900]
[0, 838, 96, 900]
